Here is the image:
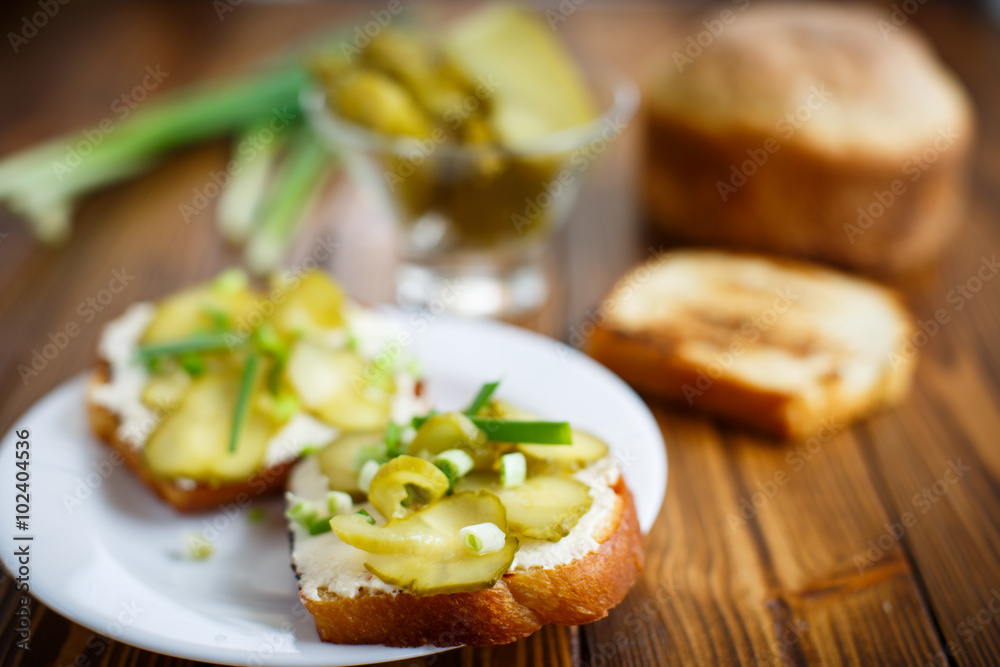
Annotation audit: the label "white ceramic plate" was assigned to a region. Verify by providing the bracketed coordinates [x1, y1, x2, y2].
[0, 316, 666, 666]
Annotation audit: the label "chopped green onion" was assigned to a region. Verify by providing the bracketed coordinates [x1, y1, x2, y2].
[269, 393, 300, 423]
[354, 443, 388, 469]
[500, 452, 526, 489]
[308, 517, 334, 536]
[246, 507, 267, 523]
[357, 459, 382, 493]
[476, 419, 572, 444]
[252, 322, 285, 356]
[212, 267, 249, 294]
[0, 66, 309, 243]
[326, 491, 353, 516]
[465, 381, 500, 416]
[384, 421, 402, 458]
[136, 331, 235, 362]
[229, 353, 260, 453]
[300, 442, 324, 457]
[183, 531, 214, 561]
[459, 522, 505, 555]
[286, 497, 319, 527]
[178, 352, 207, 377]
[434, 449, 474, 481]
[245, 126, 332, 275]
[411, 416, 572, 445]
[356, 509, 376, 525]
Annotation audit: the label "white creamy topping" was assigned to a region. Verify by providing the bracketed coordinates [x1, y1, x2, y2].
[289, 455, 622, 600]
[344, 304, 400, 361]
[88, 302, 157, 448]
[91, 299, 422, 454]
[263, 413, 339, 468]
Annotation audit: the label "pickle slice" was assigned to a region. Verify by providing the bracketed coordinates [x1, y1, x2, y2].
[318, 432, 384, 495]
[367, 455, 450, 520]
[457, 473, 593, 542]
[338, 491, 517, 596]
[329, 512, 451, 553]
[144, 371, 271, 482]
[141, 283, 261, 344]
[270, 271, 345, 337]
[409, 412, 493, 468]
[518, 430, 609, 470]
[140, 366, 191, 412]
[285, 341, 392, 431]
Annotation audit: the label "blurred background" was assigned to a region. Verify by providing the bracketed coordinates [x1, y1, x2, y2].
[1, 1, 999, 665]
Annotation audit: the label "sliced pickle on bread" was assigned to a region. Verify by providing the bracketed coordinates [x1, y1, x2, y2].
[408, 412, 493, 468]
[457, 472, 593, 541]
[331, 490, 517, 596]
[144, 370, 271, 482]
[285, 340, 392, 430]
[141, 281, 261, 344]
[367, 455, 450, 520]
[88, 267, 421, 513]
[519, 430, 609, 470]
[318, 432, 385, 495]
[270, 271, 346, 337]
[140, 365, 192, 412]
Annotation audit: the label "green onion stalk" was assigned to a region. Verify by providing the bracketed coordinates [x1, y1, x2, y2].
[0, 65, 309, 243]
[245, 125, 334, 275]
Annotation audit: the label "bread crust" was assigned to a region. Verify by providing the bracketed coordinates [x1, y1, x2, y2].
[585, 252, 917, 440]
[87, 366, 292, 513]
[643, 112, 970, 274]
[642, 3, 974, 274]
[300, 476, 644, 647]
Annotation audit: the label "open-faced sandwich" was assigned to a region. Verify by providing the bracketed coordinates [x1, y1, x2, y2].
[88, 269, 422, 512]
[286, 382, 644, 646]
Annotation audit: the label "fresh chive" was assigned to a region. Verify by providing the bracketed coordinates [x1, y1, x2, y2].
[308, 517, 333, 536]
[500, 452, 527, 489]
[465, 381, 500, 416]
[411, 416, 572, 445]
[384, 421, 402, 458]
[202, 306, 233, 332]
[178, 352, 207, 377]
[136, 332, 235, 361]
[229, 353, 260, 453]
[356, 509, 376, 525]
[285, 497, 318, 526]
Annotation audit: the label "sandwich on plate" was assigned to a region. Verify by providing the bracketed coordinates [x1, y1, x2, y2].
[88, 269, 422, 512]
[286, 382, 644, 646]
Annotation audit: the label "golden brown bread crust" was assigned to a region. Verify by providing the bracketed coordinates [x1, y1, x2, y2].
[584, 251, 916, 440]
[643, 113, 970, 274]
[87, 367, 291, 513]
[300, 477, 644, 647]
[643, 3, 974, 274]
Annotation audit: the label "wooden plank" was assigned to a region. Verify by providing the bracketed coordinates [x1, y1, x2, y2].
[580, 413, 946, 666]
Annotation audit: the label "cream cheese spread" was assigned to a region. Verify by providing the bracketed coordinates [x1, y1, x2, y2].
[288, 454, 622, 600]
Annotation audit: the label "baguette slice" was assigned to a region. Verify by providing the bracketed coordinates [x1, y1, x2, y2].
[88, 363, 292, 512]
[290, 459, 644, 647]
[586, 250, 916, 439]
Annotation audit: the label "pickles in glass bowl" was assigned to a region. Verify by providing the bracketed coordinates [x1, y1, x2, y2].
[304, 4, 638, 317]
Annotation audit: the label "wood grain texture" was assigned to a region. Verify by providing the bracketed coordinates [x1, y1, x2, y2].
[0, 1, 998, 666]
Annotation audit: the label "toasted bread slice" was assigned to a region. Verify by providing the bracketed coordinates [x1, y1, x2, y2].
[87, 364, 292, 512]
[289, 457, 644, 646]
[586, 250, 916, 439]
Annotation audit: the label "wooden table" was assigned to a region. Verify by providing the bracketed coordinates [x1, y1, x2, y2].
[1, 1, 999, 665]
